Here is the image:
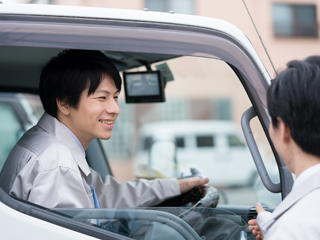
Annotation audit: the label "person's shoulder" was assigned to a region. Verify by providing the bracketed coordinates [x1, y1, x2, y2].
[18, 125, 67, 152]
[266, 190, 320, 239]
[297, 188, 320, 211]
[17, 125, 76, 171]
[280, 187, 320, 221]
[293, 173, 320, 210]
[267, 214, 319, 239]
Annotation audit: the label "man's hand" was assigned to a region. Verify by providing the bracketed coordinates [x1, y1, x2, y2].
[178, 177, 209, 194]
[248, 203, 265, 240]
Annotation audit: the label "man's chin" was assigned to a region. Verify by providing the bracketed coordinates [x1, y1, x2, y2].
[99, 134, 112, 140]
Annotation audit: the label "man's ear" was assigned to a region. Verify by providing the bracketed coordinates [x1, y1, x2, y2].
[277, 117, 291, 144]
[56, 98, 70, 116]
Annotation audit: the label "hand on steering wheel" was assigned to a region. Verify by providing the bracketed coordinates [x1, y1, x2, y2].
[179, 186, 219, 222]
[156, 185, 219, 208]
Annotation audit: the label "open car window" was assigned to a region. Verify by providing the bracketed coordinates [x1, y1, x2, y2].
[101, 55, 282, 207]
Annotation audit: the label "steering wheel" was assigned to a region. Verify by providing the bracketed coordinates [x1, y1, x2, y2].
[178, 186, 220, 219]
[156, 185, 219, 208]
[100, 186, 249, 240]
[157, 186, 252, 240]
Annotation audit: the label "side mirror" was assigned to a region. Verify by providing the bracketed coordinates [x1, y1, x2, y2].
[148, 139, 178, 177]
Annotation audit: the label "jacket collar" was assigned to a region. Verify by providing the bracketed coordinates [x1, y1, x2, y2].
[37, 112, 91, 177]
[262, 169, 320, 230]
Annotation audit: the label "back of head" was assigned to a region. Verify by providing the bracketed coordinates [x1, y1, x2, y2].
[39, 49, 122, 118]
[267, 56, 320, 157]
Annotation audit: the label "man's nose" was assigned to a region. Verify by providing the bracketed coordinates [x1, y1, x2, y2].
[106, 99, 120, 115]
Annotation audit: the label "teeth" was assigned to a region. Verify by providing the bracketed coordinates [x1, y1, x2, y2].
[100, 120, 113, 125]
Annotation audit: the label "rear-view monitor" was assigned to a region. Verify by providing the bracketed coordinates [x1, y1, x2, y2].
[123, 71, 165, 103]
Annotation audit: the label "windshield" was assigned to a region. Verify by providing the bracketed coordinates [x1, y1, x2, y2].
[52, 207, 254, 240]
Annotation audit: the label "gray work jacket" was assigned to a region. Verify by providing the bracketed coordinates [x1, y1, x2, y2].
[0, 113, 180, 208]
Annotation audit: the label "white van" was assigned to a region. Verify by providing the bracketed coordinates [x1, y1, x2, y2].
[135, 120, 257, 187]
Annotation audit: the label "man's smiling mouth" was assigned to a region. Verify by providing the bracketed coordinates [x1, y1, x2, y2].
[99, 120, 114, 125]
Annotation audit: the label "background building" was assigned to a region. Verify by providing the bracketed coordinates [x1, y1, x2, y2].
[17, 0, 320, 73]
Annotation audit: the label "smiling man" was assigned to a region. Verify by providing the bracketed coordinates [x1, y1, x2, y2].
[0, 50, 208, 209]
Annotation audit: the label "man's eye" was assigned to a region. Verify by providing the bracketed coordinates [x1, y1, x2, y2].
[98, 96, 106, 99]
[114, 96, 119, 100]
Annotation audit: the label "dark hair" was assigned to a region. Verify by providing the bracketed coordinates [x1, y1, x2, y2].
[267, 56, 320, 157]
[39, 49, 122, 118]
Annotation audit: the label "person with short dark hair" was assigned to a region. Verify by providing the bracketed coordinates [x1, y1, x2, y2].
[0, 49, 209, 208]
[40, 50, 122, 118]
[248, 56, 320, 239]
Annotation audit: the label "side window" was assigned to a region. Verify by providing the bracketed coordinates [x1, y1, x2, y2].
[228, 134, 245, 147]
[175, 137, 185, 148]
[0, 104, 23, 169]
[143, 136, 153, 151]
[196, 135, 214, 148]
[103, 56, 282, 207]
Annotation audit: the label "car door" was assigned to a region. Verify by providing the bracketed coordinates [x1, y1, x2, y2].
[0, 4, 293, 239]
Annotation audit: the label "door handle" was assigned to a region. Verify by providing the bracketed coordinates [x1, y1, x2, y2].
[241, 106, 281, 193]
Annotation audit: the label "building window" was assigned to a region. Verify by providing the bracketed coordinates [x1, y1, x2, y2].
[160, 99, 191, 121]
[213, 98, 232, 121]
[273, 3, 318, 37]
[145, 0, 194, 15]
[27, 0, 55, 4]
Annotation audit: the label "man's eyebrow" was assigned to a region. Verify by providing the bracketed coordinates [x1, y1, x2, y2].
[95, 89, 120, 94]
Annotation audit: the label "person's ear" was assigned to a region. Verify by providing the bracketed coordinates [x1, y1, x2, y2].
[56, 98, 70, 116]
[277, 117, 291, 144]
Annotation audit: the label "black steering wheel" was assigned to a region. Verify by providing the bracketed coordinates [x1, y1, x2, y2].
[158, 186, 252, 240]
[156, 185, 219, 208]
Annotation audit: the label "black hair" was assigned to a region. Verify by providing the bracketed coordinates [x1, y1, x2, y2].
[267, 56, 320, 157]
[39, 49, 122, 118]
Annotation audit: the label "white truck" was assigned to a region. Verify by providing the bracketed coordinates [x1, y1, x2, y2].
[0, 3, 293, 239]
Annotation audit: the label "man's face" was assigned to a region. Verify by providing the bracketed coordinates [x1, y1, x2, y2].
[269, 121, 280, 153]
[67, 74, 120, 148]
[269, 120, 294, 172]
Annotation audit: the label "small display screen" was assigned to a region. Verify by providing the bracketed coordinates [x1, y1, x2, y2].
[123, 71, 165, 103]
[126, 72, 160, 97]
